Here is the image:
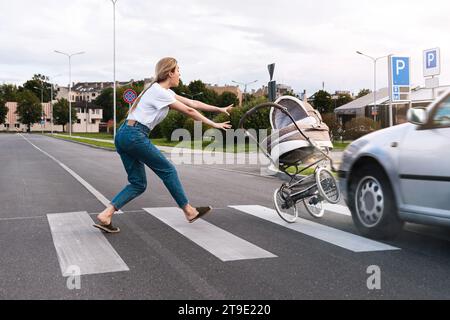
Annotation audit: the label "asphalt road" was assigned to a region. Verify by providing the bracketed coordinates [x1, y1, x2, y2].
[0, 133, 449, 300]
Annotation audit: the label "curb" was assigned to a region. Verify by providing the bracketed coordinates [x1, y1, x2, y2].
[45, 135, 117, 152]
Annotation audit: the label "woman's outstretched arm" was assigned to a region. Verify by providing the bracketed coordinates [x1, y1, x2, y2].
[169, 100, 232, 130]
[175, 94, 234, 115]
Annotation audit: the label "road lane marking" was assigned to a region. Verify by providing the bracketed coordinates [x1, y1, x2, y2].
[229, 205, 400, 252]
[18, 133, 123, 213]
[47, 211, 129, 276]
[143, 207, 277, 262]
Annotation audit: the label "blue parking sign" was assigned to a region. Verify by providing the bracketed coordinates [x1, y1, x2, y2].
[392, 57, 410, 86]
[426, 50, 437, 68]
[423, 48, 440, 77]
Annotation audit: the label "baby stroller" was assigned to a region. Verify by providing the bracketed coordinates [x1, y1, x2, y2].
[239, 96, 341, 223]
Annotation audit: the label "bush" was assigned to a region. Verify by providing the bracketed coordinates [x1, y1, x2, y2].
[214, 96, 271, 132]
[343, 117, 380, 140]
[183, 117, 209, 138]
[160, 110, 188, 141]
[321, 113, 342, 141]
[149, 123, 163, 139]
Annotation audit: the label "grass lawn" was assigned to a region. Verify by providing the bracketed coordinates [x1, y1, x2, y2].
[332, 141, 351, 150]
[285, 165, 338, 177]
[152, 139, 259, 153]
[46, 134, 115, 150]
[68, 132, 114, 140]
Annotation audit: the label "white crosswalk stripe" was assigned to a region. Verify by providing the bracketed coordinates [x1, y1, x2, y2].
[143, 207, 277, 262]
[229, 205, 400, 252]
[46, 204, 399, 276]
[47, 211, 129, 276]
[323, 203, 352, 216]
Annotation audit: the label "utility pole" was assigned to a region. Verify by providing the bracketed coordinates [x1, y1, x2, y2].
[356, 51, 391, 122]
[232, 80, 258, 104]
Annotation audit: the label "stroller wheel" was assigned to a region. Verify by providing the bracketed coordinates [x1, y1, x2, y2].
[315, 167, 341, 204]
[273, 187, 298, 223]
[303, 194, 325, 218]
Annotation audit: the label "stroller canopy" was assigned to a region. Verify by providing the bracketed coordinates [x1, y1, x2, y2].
[265, 96, 332, 165]
[270, 96, 321, 129]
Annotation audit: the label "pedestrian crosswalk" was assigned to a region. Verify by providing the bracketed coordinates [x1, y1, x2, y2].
[144, 207, 277, 261]
[229, 205, 399, 252]
[47, 211, 129, 276]
[46, 203, 400, 277]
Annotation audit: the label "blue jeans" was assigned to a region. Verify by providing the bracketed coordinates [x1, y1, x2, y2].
[110, 120, 189, 210]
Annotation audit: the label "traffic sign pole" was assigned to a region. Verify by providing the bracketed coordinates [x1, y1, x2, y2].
[389, 55, 410, 127]
[423, 48, 441, 99]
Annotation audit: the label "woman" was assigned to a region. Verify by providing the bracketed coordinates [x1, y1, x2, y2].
[94, 57, 233, 233]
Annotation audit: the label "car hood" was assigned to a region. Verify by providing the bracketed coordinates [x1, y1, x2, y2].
[352, 122, 414, 148]
[341, 123, 415, 171]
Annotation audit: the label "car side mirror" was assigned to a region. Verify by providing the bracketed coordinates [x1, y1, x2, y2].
[407, 107, 428, 125]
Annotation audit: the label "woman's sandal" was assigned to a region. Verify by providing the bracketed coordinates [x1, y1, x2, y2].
[93, 222, 120, 233]
[188, 206, 212, 223]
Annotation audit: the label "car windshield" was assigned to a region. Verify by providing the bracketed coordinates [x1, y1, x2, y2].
[433, 95, 450, 127]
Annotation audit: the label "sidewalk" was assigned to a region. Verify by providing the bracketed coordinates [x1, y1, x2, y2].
[51, 133, 343, 165]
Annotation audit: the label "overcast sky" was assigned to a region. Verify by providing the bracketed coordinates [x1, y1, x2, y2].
[1, 0, 449, 96]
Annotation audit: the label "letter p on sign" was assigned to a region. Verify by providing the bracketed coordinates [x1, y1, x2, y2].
[427, 51, 437, 68]
[396, 60, 406, 76]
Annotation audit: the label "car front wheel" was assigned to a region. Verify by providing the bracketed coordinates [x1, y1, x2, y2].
[348, 163, 404, 239]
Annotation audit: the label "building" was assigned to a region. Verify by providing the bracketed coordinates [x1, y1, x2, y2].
[254, 83, 295, 99]
[334, 85, 450, 128]
[0, 101, 103, 133]
[206, 84, 243, 106]
[56, 80, 137, 103]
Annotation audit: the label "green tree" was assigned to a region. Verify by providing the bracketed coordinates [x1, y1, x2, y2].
[0, 98, 7, 125]
[335, 93, 354, 108]
[53, 98, 77, 132]
[356, 88, 371, 99]
[171, 79, 190, 97]
[0, 84, 19, 101]
[214, 95, 270, 131]
[321, 113, 342, 141]
[217, 92, 239, 108]
[343, 117, 380, 140]
[16, 90, 41, 132]
[313, 90, 333, 113]
[188, 80, 207, 96]
[21, 74, 55, 102]
[95, 82, 145, 125]
[160, 110, 188, 141]
[94, 88, 114, 122]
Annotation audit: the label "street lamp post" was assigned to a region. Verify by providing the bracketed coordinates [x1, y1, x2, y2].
[232, 80, 258, 105]
[54, 50, 85, 136]
[356, 51, 391, 122]
[111, 0, 119, 139]
[181, 92, 203, 100]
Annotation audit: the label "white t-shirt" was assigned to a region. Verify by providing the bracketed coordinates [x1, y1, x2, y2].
[127, 82, 177, 130]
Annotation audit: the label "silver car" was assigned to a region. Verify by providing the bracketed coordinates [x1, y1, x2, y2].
[339, 90, 450, 239]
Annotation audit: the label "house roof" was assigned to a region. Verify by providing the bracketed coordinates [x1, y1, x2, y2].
[334, 85, 450, 115]
[334, 88, 389, 114]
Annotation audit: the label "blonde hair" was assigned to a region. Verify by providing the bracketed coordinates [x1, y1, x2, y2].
[128, 57, 178, 115]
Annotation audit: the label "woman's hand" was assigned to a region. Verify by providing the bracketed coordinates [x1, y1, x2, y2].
[219, 104, 234, 116]
[213, 121, 232, 130]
